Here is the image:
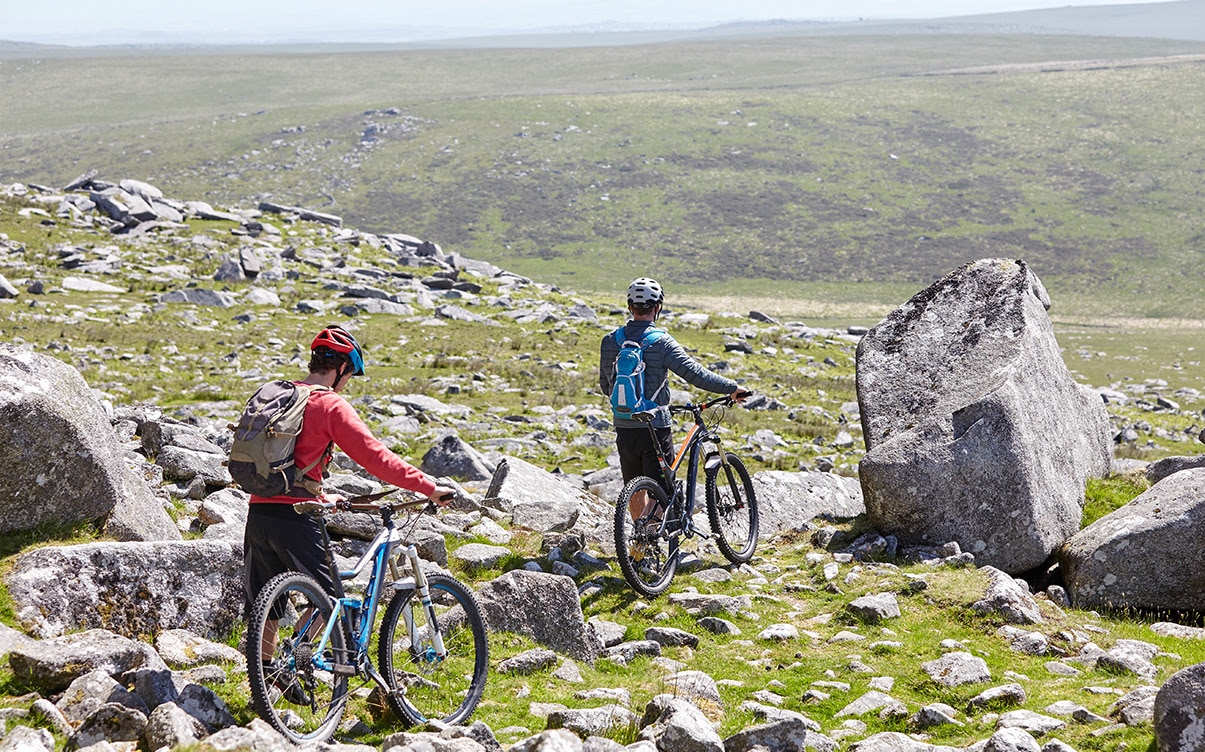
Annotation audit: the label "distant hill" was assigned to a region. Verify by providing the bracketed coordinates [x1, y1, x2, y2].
[686, 1, 1205, 45]
[2, 1, 1204, 53]
[907, 0, 1205, 42]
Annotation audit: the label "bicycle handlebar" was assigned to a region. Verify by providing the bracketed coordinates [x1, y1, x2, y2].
[634, 392, 751, 422]
[292, 495, 435, 516]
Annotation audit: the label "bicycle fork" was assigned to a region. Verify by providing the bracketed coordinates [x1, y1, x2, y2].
[395, 543, 449, 663]
[705, 448, 746, 512]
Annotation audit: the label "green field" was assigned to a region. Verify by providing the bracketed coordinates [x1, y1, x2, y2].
[4, 33, 1205, 321]
[6, 29, 1205, 750]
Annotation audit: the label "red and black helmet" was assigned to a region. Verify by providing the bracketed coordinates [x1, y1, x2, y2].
[311, 325, 365, 376]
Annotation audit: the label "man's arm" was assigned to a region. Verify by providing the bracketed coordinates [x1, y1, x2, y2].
[324, 396, 437, 497]
[660, 335, 739, 395]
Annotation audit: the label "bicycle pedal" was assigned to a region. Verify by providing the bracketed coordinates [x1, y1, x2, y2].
[331, 663, 358, 676]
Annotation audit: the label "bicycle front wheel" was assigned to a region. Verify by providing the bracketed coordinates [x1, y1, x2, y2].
[614, 476, 678, 597]
[378, 573, 489, 727]
[245, 571, 348, 744]
[706, 452, 759, 564]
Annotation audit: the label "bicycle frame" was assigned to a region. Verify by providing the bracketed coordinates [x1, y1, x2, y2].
[299, 501, 445, 694]
[640, 395, 731, 536]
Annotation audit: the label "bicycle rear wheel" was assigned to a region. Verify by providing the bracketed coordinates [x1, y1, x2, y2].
[614, 476, 678, 597]
[246, 571, 348, 744]
[706, 452, 759, 564]
[378, 573, 489, 727]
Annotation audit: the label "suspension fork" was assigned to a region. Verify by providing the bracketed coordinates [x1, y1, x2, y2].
[400, 543, 448, 661]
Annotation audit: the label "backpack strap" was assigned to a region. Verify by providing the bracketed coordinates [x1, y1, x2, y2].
[642, 329, 669, 403]
[640, 328, 665, 347]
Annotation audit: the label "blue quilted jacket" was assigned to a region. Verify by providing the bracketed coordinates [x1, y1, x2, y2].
[598, 320, 738, 429]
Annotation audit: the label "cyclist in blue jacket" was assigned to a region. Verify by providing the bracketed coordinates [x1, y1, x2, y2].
[599, 277, 748, 525]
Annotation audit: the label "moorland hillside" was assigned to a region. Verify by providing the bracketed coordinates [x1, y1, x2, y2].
[3, 26, 1205, 320]
[3, 177, 1205, 752]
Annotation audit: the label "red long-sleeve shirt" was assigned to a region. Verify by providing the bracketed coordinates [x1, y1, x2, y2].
[250, 383, 436, 504]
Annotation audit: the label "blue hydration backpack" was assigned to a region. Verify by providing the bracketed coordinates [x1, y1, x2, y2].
[610, 327, 665, 419]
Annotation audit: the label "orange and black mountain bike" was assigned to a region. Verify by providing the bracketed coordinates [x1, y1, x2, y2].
[614, 393, 759, 597]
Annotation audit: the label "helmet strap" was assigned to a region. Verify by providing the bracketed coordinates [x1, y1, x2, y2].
[334, 360, 351, 386]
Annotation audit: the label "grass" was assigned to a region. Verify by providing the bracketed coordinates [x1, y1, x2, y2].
[1083, 475, 1150, 528]
[4, 30, 1205, 751]
[5, 35, 1205, 319]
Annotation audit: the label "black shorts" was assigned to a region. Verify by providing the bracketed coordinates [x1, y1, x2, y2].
[616, 425, 674, 491]
[243, 503, 337, 617]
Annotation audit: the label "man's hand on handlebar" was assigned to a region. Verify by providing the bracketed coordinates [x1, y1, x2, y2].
[731, 388, 752, 403]
[429, 485, 456, 507]
[320, 492, 348, 509]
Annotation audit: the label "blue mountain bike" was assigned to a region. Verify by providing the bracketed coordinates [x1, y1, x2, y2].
[614, 394, 759, 597]
[245, 495, 488, 744]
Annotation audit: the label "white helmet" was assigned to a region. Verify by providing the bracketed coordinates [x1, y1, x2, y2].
[627, 277, 664, 306]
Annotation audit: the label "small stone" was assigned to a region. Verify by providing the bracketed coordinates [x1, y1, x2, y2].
[498, 649, 557, 675]
[845, 593, 901, 623]
[969, 684, 1028, 712]
[1045, 662, 1082, 677]
[551, 659, 584, 684]
[758, 624, 799, 641]
[923, 651, 991, 687]
[697, 616, 741, 635]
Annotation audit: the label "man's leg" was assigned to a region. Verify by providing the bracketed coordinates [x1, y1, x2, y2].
[618, 426, 674, 524]
[629, 489, 651, 521]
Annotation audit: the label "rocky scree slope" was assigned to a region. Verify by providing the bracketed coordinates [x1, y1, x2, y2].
[1, 178, 1204, 752]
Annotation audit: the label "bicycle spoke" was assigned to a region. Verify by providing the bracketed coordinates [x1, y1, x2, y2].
[615, 476, 678, 596]
[706, 452, 759, 564]
[246, 573, 348, 744]
[378, 574, 489, 727]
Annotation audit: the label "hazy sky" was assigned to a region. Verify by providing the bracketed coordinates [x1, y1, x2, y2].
[2, 0, 1178, 45]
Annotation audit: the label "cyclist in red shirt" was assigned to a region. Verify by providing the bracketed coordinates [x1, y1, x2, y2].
[244, 325, 454, 686]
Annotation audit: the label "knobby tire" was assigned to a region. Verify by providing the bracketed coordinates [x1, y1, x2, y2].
[246, 571, 348, 744]
[705, 451, 759, 564]
[377, 573, 489, 727]
[614, 475, 678, 597]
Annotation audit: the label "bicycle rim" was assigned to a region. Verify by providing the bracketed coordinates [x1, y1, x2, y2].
[706, 452, 759, 564]
[378, 573, 489, 727]
[614, 476, 678, 597]
[246, 572, 348, 744]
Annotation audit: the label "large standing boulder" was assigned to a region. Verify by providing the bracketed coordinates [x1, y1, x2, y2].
[750, 471, 864, 536]
[856, 259, 1111, 573]
[0, 346, 159, 535]
[5, 540, 244, 639]
[1059, 468, 1205, 611]
[1154, 663, 1205, 752]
